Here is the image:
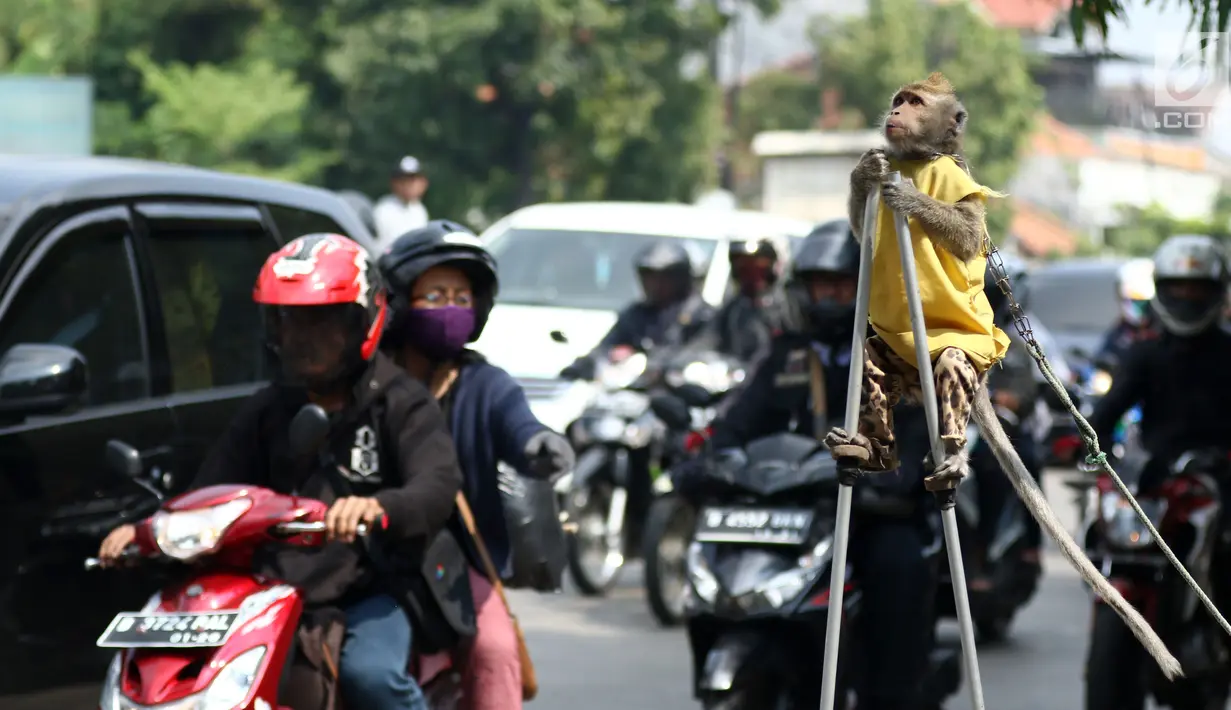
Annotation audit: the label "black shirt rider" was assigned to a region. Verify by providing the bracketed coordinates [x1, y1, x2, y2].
[683, 236, 791, 365]
[560, 240, 714, 380]
[1091, 235, 1231, 471]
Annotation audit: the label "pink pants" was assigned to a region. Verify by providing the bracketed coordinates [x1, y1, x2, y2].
[462, 566, 522, 710]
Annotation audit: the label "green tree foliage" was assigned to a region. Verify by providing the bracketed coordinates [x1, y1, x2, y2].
[812, 0, 1044, 238]
[1069, 0, 1231, 46]
[0, 0, 768, 226]
[1103, 196, 1231, 256]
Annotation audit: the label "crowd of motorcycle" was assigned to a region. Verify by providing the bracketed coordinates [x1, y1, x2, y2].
[538, 249, 1231, 710]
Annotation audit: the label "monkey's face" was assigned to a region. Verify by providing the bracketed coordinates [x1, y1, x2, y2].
[884, 90, 926, 141]
[882, 87, 966, 158]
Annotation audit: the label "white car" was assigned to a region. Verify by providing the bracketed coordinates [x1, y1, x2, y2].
[471, 201, 814, 433]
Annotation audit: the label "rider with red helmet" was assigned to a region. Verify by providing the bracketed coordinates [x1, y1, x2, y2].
[99, 234, 463, 710]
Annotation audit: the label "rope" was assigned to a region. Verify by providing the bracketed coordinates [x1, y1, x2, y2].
[984, 244, 1231, 639]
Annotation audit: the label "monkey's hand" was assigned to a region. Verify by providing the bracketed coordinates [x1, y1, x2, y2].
[850, 149, 889, 193]
[824, 427, 872, 464]
[923, 450, 970, 490]
[879, 179, 930, 216]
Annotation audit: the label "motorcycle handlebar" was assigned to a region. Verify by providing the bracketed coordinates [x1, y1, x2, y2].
[83, 516, 386, 570]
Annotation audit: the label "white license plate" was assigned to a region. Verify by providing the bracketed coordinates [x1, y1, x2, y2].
[96, 611, 240, 648]
[694, 506, 813, 545]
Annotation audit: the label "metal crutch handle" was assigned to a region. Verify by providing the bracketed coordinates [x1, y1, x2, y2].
[817, 184, 880, 710]
[886, 170, 987, 710]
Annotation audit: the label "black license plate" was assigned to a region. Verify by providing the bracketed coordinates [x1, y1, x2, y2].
[96, 611, 240, 649]
[694, 506, 814, 545]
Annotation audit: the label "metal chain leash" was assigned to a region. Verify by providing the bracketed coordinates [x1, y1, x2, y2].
[984, 238, 1231, 638]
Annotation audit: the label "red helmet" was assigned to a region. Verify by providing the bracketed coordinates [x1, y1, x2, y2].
[254, 234, 387, 389]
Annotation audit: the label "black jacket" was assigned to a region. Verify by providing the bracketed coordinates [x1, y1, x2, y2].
[682, 290, 790, 365]
[586, 293, 715, 360]
[190, 352, 463, 603]
[1091, 327, 1231, 464]
[709, 333, 930, 498]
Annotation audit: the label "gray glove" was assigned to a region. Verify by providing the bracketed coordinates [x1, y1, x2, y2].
[524, 429, 576, 479]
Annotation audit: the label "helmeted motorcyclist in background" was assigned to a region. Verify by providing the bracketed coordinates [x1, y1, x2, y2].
[974, 254, 1043, 585]
[99, 234, 464, 710]
[380, 220, 574, 710]
[681, 236, 791, 363]
[1091, 235, 1231, 485]
[1096, 258, 1157, 370]
[559, 240, 715, 381]
[674, 219, 937, 710]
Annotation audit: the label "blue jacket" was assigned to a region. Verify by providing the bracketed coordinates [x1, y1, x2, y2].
[445, 353, 548, 574]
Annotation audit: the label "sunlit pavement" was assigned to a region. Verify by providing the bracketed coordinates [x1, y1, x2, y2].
[510, 469, 1102, 710]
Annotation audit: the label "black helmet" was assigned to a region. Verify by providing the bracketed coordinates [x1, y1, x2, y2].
[984, 253, 1029, 326]
[786, 220, 861, 344]
[729, 237, 780, 262]
[378, 220, 498, 344]
[635, 241, 693, 274]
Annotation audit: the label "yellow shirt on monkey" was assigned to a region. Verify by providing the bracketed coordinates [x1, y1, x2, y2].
[867, 155, 1010, 374]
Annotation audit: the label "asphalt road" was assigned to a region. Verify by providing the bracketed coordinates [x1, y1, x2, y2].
[509, 469, 1100, 710]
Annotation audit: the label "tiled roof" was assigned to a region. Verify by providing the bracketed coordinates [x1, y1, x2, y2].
[1009, 199, 1080, 256]
[975, 0, 1071, 32]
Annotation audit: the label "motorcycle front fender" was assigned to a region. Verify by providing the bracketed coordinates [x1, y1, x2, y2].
[698, 630, 768, 692]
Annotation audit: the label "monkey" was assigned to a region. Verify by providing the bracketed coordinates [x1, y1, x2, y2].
[826, 72, 1183, 679]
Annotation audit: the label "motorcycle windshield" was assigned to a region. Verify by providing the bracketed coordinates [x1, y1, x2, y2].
[710, 546, 797, 598]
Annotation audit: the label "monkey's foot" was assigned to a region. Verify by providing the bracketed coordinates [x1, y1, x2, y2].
[823, 428, 872, 464]
[924, 450, 970, 491]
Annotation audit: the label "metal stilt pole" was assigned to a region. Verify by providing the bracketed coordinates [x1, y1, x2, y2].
[817, 185, 880, 710]
[887, 171, 986, 710]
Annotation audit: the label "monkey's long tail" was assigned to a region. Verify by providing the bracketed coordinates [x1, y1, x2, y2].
[970, 387, 1183, 679]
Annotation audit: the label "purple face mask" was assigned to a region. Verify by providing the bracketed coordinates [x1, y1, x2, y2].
[401, 306, 476, 359]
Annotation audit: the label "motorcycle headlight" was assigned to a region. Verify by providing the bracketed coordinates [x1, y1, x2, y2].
[152, 498, 252, 561]
[98, 645, 267, 710]
[686, 541, 720, 603]
[598, 353, 647, 390]
[1100, 492, 1168, 549]
[668, 359, 744, 395]
[739, 537, 834, 612]
[1090, 369, 1113, 396]
[590, 415, 627, 442]
[200, 645, 267, 710]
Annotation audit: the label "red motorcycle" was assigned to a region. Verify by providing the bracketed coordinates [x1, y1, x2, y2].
[88, 406, 461, 710]
[1082, 447, 1231, 710]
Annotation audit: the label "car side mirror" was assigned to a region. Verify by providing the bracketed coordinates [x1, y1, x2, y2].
[106, 439, 144, 479]
[650, 394, 692, 431]
[0, 343, 88, 417]
[289, 404, 331, 458]
[673, 382, 713, 409]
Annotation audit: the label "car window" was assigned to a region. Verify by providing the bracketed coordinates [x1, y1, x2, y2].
[266, 204, 350, 241]
[144, 222, 278, 392]
[0, 227, 148, 405]
[487, 228, 719, 311]
[1030, 269, 1121, 333]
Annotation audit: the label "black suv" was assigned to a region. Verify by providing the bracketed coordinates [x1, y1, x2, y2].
[0, 156, 373, 705]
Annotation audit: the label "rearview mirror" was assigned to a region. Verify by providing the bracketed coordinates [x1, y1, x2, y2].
[673, 383, 712, 409]
[289, 404, 331, 458]
[0, 343, 88, 417]
[106, 439, 144, 479]
[650, 394, 691, 431]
